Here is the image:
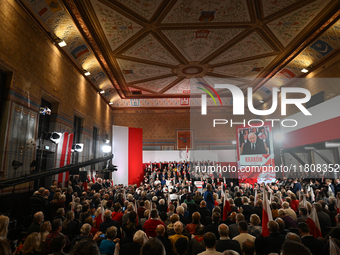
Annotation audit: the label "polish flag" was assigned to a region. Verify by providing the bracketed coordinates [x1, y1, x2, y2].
[55, 132, 73, 187]
[262, 189, 273, 237]
[112, 126, 143, 185]
[306, 207, 322, 238]
[186, 146, 189, 160]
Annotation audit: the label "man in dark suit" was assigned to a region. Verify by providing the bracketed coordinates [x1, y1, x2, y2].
[198, 200, 212, 226]
[155, 225, 172, 255]
[91, 178, 103, 192]
[205, 212, 221, 240]
[99, 210, 121, 238]
[298, 222, 324, 255]
[215, 224, 241, 254]
[315, 203, 332, 236]
[255, 220, 285, 255]
[241, 133, 268, 155]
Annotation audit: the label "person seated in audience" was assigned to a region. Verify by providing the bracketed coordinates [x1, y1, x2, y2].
[270, 202, 279, 219]
[50, 235, 66, 255]
[282, 201, 297, 221]
[281, 240, 311, 255]
[175, 237, 189, 255]
[297, 207, 308, 223]
[253, 200, 263, 222]
[215, 224, 241, 254]
[84, 216, 98, 236]
[314, 202, 332, 237]
[275, 218, 289, 236]
[229, 214, 244, 239]
[278, 209, 297, 229]
[205, 212, 221, 240]
[169, 221, 189, 254]
[255, 220, 285, 255]
[120, 230, 148, 255]
[285, 232, 300, 243]
[155, 225, 172, 255]
[62, 211, 78, 240]
[27, 212, 44, 235]
[239, 197, 253, 223]
[242, 239, 255, 255]
[45, 219, 70, 254]
[143, 209, 165, 238]
[99, 226, 118, 255]
[232, 221, 255, 249]
[38, 221, 51, 247]
[247, 214, 262, 238]
[99, 210, 121, 238]
[176, 206, 190, 226]
[19, 232, 42, 255]
[297, 222, 324, 255]
[68, 239, 100, 255]
[198, 232, 221, 255]
[188, 224, 206, 255]
[198, 201, 212, 226]
[186, 212, 201, 235]
[140, 237, 165, 255]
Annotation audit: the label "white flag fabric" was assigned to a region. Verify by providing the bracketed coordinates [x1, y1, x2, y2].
[262, 189, 273, 237]
[71, 195, 75, 212]
[113, 243, 120, 255]
[330, 237, 340, 255]
[302, 195, 307, 209]
[254, 189, 257, 206]
[310, 187, 315, 202]
[269, 191, 273, 202]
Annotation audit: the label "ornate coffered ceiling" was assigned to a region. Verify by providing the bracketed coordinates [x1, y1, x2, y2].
[21, 0, 340, 108]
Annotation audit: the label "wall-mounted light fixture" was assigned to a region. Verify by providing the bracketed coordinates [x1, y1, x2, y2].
[56, 37, 67, 47]
[83, 69, 90, 76]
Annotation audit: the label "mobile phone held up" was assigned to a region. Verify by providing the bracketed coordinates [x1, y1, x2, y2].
[100, 234, 106, 239]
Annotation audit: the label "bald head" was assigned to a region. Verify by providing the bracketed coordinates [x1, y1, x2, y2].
[156, 225, 165, 236]
[248, 133, 257, 144]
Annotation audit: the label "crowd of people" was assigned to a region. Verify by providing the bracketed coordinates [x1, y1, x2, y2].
[1, 165, 340, 255]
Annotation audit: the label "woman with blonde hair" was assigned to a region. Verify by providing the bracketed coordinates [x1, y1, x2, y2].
[39, 221, 51, 244]
[0, 215, 9, 239]
[20, 233, 41, 255]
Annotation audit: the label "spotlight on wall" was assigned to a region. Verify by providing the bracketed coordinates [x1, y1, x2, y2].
[83, 69, 91, 76]
[50, 132, 62, 144]
[56, 37, 67, 47]
[72, 143, 84, 152]
[12, 160, 23, 170]
[102, 145, 112, 153]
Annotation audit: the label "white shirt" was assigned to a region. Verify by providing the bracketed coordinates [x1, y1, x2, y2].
[232, 233, 255, 248]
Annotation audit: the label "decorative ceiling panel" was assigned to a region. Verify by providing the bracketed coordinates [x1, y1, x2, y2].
[266, 0, 331, 47]
[210, 32, 274, 65]
[91, 0, 143, 51]
[213, 56, 277, 80]
[261, 0, 300, 17]
[162, 0, 250, 23]
[203, 76, 247, 88]
[121, 34, 179, 65]
[132, 76, 178, 93]
[164, 79, 190, 94]
[115, 0, 164, 20]
[117, 59, 173, 83]
[162, 28, 244, 62]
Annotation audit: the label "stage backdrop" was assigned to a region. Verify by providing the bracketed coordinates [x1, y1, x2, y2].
[112, 126, 143, 186]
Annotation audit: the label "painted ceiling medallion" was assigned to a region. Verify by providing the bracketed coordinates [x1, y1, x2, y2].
[174, 63, 211, 78]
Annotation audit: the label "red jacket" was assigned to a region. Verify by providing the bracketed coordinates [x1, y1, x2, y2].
[143, 219, 165, 237]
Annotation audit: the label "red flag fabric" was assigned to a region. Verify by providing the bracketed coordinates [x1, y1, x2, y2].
[223, 199, 232, 221]
[262, 189, 273, 237]
[306, 207, 322, 238]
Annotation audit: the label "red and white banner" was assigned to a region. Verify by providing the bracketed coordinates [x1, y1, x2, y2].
[262, 189, 273, 237]
[112, 126, 143, 186]
[55, 132, 74, 186]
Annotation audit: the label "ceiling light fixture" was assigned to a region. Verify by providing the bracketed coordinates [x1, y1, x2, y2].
[301, 68, 309, 73]
[109, 102, 113, 105]
[56, 37, 67, 47]
[259, 100, 264, 103]
[83, 69, 90, 76]
[99, 90, 105, 94]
